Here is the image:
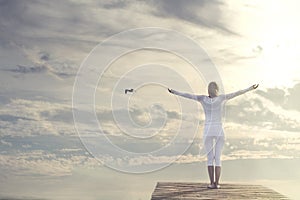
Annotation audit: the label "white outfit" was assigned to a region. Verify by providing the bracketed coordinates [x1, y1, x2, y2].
[171, 87, 253, 166]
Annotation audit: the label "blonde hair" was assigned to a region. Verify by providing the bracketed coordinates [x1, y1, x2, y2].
[208, 81, 219, 97]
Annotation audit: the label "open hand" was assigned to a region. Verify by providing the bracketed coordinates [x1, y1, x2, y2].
[252, 84, 259, 89]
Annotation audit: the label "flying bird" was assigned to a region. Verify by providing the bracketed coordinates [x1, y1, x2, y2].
[125, 88, 134, 94]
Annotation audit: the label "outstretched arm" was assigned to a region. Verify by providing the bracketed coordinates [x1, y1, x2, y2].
[168, 88, 203, 101]
[225, 84, 259, 100]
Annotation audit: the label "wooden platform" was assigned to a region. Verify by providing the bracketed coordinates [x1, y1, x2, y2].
[151, 182, 289, 200]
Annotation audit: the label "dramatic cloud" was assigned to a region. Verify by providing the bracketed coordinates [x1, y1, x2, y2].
[225, 86, 300, 132]
[255, 83, 300, 112]
[256, 87, 286, 105]
[0, 0, 113, 41]
[151, 0, 237, 35]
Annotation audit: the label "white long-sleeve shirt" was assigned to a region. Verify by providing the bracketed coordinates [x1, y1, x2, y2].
[171, 87, 254, 125]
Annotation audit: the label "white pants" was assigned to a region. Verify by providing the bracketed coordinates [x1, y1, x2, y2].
[203, 136, 224, 166]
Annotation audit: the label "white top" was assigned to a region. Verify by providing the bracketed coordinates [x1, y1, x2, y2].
[171, 87, 253, 125]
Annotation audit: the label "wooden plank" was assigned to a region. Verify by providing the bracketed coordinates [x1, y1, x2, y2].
[151, 182, 289, 200]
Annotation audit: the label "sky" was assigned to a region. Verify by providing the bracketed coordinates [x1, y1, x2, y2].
[0, 0, 300, 199]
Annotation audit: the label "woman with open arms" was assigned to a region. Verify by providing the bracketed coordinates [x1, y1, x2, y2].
[168, 82, 259, 189]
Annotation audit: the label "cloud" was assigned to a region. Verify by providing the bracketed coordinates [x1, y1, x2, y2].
[225, 86, 300, 132]
[40, 109, 74, 123]
[0, 139, 12, 147]
[96, 104, 182, 124]
[0, 198, 49, 200]
[0, 133, 298, 179]
[39, 51, 50, 61]
[0, 150, 100, 178]
[0, 114, 35, 123]
[2, 47, 78, 78]
[150, 0, 238, 35]
[0, 0, 131, 48]
[8, 64, 48, 74]
[285, 83, 300, 111]
[0, 0, 298, 188]
[102, 0, 128, 9]
[0, 0, 120, 81]
[0, 99, 68, 120]
[0, 2, 298, 200]
[255, 83, 300, 112]
[256, 87, 286, 105]
[0, 0, 240, 59]
[0, 134, 102, 178]
[0, 122, 298, 182]
[0, 98, 75, 137]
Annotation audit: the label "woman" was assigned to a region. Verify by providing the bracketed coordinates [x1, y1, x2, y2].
[168, 82, 259, 189]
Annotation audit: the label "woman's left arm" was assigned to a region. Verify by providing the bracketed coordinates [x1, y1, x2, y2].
[225, 84, 259, 100]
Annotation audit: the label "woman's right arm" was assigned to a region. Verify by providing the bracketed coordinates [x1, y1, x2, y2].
[168, 88, 203, 101]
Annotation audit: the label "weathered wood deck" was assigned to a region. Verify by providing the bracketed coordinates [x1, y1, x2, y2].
[151, 182, 289, 200]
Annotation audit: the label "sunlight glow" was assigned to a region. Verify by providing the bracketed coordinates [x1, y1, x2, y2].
[256, 1, 300, 87]
[229, 0, 300, 87]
